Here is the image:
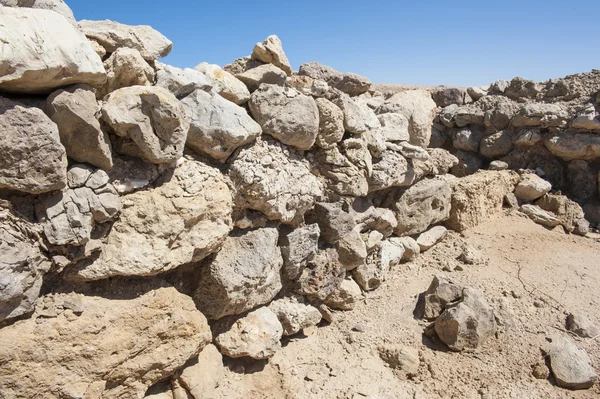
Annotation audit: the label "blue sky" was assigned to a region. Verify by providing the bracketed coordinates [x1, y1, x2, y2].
[69, 0, 600, 87]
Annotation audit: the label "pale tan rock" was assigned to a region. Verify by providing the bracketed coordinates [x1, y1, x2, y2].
[0, 286, 212, 399]
[324, 278, 363, 311]
[315, 98, 345, 148]
[97, 47, 155, 98]
[155, 62, 215, 99]
[269, 296, 322, 336]
[369, 150, 415, 191]
[520, 204, 561, 228]
[236, 63, 287, 92]
[0, 0, 76, 24]
[178, 345, 224, 399]
[416, 226, 448, 251]
[299, 61, 371, 96]
[194, 62, 251, 105]
[251, 35, 292, 76]
[286, 75, 329, 97]
[515, 174, 552, 202]
[546, 335, 598, 390]
[0, 7, 106, 94]
[544, 131, 600, 161]
[332, 92, 381, 135]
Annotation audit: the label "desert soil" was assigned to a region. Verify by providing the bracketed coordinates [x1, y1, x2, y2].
[209, 211, 600, 399]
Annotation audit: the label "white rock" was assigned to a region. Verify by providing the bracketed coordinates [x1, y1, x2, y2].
[520, 204, 561, 228]
[251, 35, 292, 76]
[194, 62, 251, 105]
[416, 226, 448, 251]
[332, 92, 381, 135]
[315, 98, 345, 148]
[236, 63, 287, 92]
[377, 113, 410, 142]
[515, 174, 552, 202]
[0, 0, 76, 24]
[155, 62, 215, 99]
[97, 47, 155, 98]
[325, 278, 363, 311]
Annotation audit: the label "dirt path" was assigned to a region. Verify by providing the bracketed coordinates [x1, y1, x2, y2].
[211, 211, 600, 398]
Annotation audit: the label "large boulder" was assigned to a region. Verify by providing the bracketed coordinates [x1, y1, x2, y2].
[546, 336, 598, 390]
[446, 171, 519, 232]
[0, 202, 52, 323]
[369, 150, 415, 191]
[180, 89, 262, 162]
[0, 97, 67, 194]
[236, 63, 287, 92]
[78, 19, 172, 60]
[155, 62, 215, 99]
[194, 62, 250, 105]
[511, 103, 569, 129]
[251, 35, 293, 76]
[299, 61, 371, 96]
[45, 84, 113, 170]
[102, 86, 190, 164]
[68, 158, 233, 280]
[0, 7, 106, 94]
[392, 178, 452, 236]
[194, 227, 283, 320]
[249, 85, 319, 150]
[376, 90, 437, 148]
[97, 47, 155, 98]
[0, 0, 76, 24]
[432, 86, 467, 107]
[416, 275, 463, 320]
[229, 138, 322, 223]
[0, 285, 212, 399]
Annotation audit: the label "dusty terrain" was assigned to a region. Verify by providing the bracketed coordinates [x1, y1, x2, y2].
[209, 212, 600, 399]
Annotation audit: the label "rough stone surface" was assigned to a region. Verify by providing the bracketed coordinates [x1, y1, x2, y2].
[229, 138, 322, 223]
[416, 226, 448, 251]
[377, 112, 411, 142]
[178, 345, 223, 399]
[546, 335, 598, 390]
[299, 61, 371, 96]
[194, 227, 283, 320]
[194, 62, 251, 105]
[337, 228, 368, 271]
[353, 240, 403, 291]
[0, 286, 212, 399]
[280, 224, 320, 280]
[393, 236, 421, 262]
[520, 204, 561, 228]
[324, 278, 363, 311]
[236, 63, 287, 92]
[155, 62, 215, 99]
[215, 307, 284, 360]
[305, 202, 356, 245]
[331, 92, 380, 135]
[0, 97, 67, 194]
[70, 158, 233, 280]
[46, 84, 113, 170]
[515, 174, 552, 202]
[536, 194, 589, 235]
[286, 75, 329, 97]
[251, 35, 292, 76]
[350, 198, 397, 237]
[102, 86, 190, 164]
[0, 0, 76, 24]
[97, 47, 155, 98]
[432, 87, 467, 107]
[544, 132, 600, 161]
[78, 19, 173, 60]
[0, 7, 106, 94]
[249, 85, 319, 150]
[417, 275, 463, 320]
[378, 346, 420, 376]
[315, 98, 345, 148]
[296, 248, 345, 302]
[269, 296, 322, 336]
[181, 89, 261, 162]
[566, 313, 600, 339]
[369, 151, 414, 191]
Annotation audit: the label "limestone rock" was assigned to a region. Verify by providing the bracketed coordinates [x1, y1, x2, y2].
[566, 159, 598, 203]
[434, 287, 497, 351]
[299, 61, 371, 96]
[393, 236, 420, 262]
[546, 336, 598, 390]
[515, 174, 552, 202]
[514, 128, 543, 147]
[78, 19, 172, 60]
[416, 226, 448, 251]
[178, 345, 223, 399]
[369, 150, 415, 191]
[215, 307, 283, 360]
[0, 286, 212, 399]
[446, 171, 519, 232]
[489, 160, 508, 171]
[155, 62, 215, 99]
[452, 126, 485, 153]
[324, 278, 362, 311]
[181, 89, 262, 162]
[0, 7, 106, 94]
[353, 240, 403, 291]
[536, 194, 589, 235]
[269, 296, 322, 336]
[393, 178, 452, 236]
[0, 97, 67, 194]
[46, 84, 113, 170]
[572, 105, 600, 131]
[566, 313, 599, 339]
[417, 275, 463, 320]
[251, 35, 292, 76]
[280, 224, 320, 280]
[451, 150, 483, 177]
[229, 138, 322, 223]
[97, 47, 155, 98]
[512, 103, 569, 129]
[223, 56, 264, 76]
[331, 92, 380, 134]
[315, 98, 345, 148]
[350, 198, 397, 237]
[249, 84, 319, 150]
[544, 131, 600, 161]
[296, 248, 345, 302]
[194, 62, 251, 105]
[102, 86, 190, 164]
[0, 204, 51, 322]
[194, 227, 283, 320]
[520, 204, 561, 228]
[0, 0, 76, 24]
[377, 112, 411, 142]
[432, 87, 466, 107]
[376, 90, 437, 148]
[378, 346, 420, 376]
[236, 63, 287, 92]
[337, 228, 368, 271]
[480, 130, 514, 159]
[467, 86, 488, 101]
[286, 75, 329, 97]
[305, 202, 356, 245]
[70, 158, 233, 280]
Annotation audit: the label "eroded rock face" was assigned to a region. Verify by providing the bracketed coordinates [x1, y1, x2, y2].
[0, 286, 212, 399]
[181, 89, 262, 162]
[251, 35, 292, 76]
[229, 138, 322, 223]
[46, 84, 113, 170]
[324, 278, 362, 311]
[296, 248, 345, 302]
[280, 224, 320, 280]
[155, 62, 215, 99]
[535, 194, 589, 235]
[417, 275, 463, 320]
[78, 19, 173, 60]
[515, 174, 552, 202]
[269, 296, 322, 336]
[0, 203, 52, 323]
[249, 85, 319, 150]
[0, 97, 67, 194]
[102, 86, 190, 164]
[0, 7, 106, 94]
[353, 240, 404, 291]
[299, 61, 371, 96]
[315, 98, 345, 148]
[194, 227, 283, 320]
[97, 47, 155, 98]
[236, 63, 287, 92]
[178, 345, 224, 399]
[331, 92, 380, 135]
[0, 0, 76, 24]
[70, 158, 233, 280]
[194, 62, 251, 105]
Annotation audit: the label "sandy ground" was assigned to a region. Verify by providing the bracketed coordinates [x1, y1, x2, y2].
[209, 210, 600, 399]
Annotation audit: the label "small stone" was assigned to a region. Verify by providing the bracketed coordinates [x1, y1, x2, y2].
[546, 335, 598, 390]
[515, 174, 552, 202]
[566, 313, 599, 338]
[532, 362, 550, 380]
[416, 226, 448, 251]
[378, 346, 419, 376]
[489, 160, 508, 171]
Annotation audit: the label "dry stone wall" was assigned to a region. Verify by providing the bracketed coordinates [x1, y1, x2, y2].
[0, 1, 598, 397]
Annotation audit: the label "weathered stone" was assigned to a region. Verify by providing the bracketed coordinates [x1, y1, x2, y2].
[434, 287, 497, 351]
[392, 237, 420, 262]
[78, 19, 172, 60]
[514, 128, 543, 147]
[296, 248, 345, 302]
[0, 0, 76, 24]
[331, 91, 380, 134]
[70, 158, 233, 280]
[280, 224, 320, 280]
[285, 75, 329, 97]
[251, 35, 292, 76]
[484, 98, 519, 131]
[572, 105, 600, 131]
[515, 174, 552, 202]
[520, 204, 561, 228]
[454, 104, 485, 127]
[546, 335, 598, 390]
[0, 286, 212, 399]
[414, 149, 459, 179]
[0, 7, 106, 94]
[215, 307, 283, 360]
[97, 47, 155, 98]
[416, 226, 447, 251]
[0, 97, 67, 194]
[378, 346, 420, 376]
[194, 62, 251, 105]
[194, 227, 282, 320]
[377, 112, 410, 142]
[324, 278, 362, 311]
[249, 84, 319, 150]
[46, 84, 113, 170]
[178, 345, 223, 399]
[269, 296, 322, 336]
[350, 198, 397, 237]
[305, 202, 356, 245]
[544, 131, 600, 161]
[536, 194, 589, 235]
[452, 126, 485, 153]
[504, 77, 541, 101]
[236, 63, 287, 92]
[337, 228, 368, 271]
[353, 240, 403, 291]
[417, 276, 463, 320]
[480, 130, 514, 159]
[315, 98, 345, 148]
[155, 62, 215, 99]
[512, 103, 569, 129]
[369, 150, 415, 191]
[467, 86, 488, 101]
[566, 160, 597, 203]
[102, 86, 190, 164]
[223, 56, 264, 76]
[299, 61, 371, 96]
[489, 160, 509, 171]
[229, 138, 322, 223]
[567, 313, 599, 339]
[392, 178, 452, 236]
[432, 87, 466, 107]
[181, 89, 261, 162]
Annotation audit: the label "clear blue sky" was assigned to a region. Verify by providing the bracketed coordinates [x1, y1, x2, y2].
[69, 0, 600, 87]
